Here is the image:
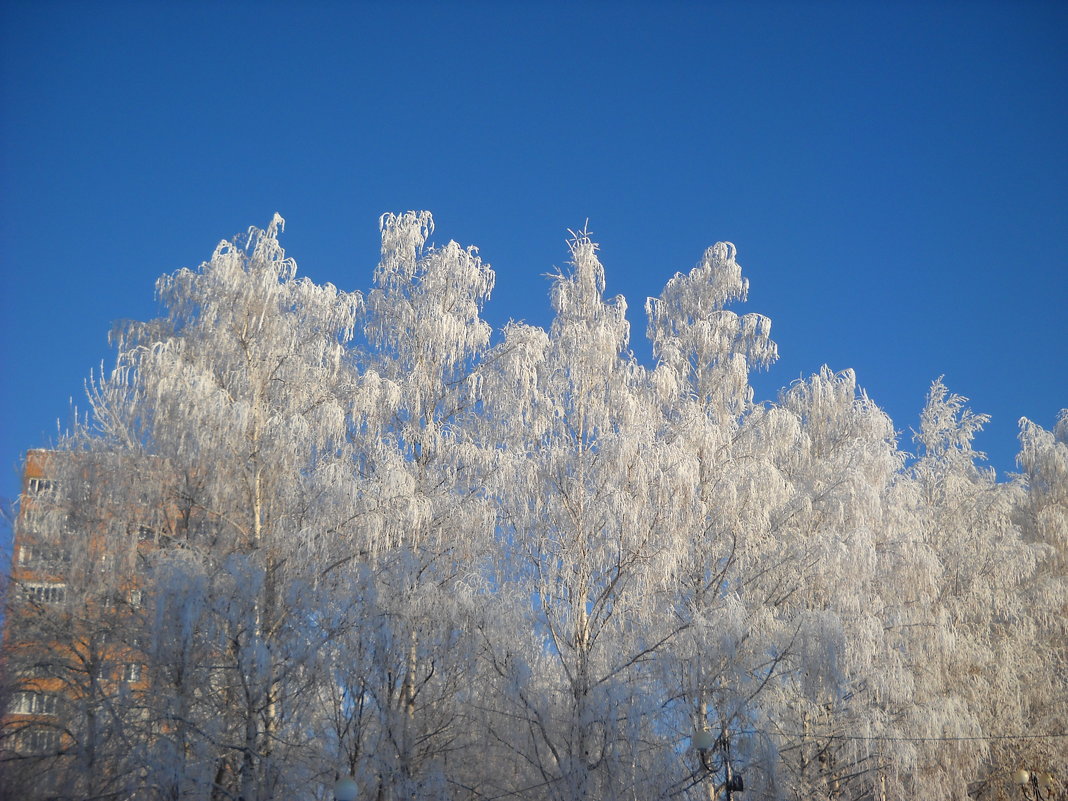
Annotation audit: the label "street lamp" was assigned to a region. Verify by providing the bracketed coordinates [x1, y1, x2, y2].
[693, 728, 744, 799]
[1040, 774, 1057, 797]
[693, 729, 717, 752]
[334, 775, 359, 801]
[1015, 768, 1057, 801]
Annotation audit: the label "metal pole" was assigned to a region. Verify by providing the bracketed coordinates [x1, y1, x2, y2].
[723, 729, 732, 801]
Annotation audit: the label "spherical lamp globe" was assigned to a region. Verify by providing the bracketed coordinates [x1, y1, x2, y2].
[334, 775, 359, 801]
[693, 729, 717, 751]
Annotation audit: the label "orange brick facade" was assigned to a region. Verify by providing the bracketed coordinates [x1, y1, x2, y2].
[2, 449, 153, 784]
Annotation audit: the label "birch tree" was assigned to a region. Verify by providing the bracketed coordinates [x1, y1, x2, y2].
[71, 215, 364, 799]
[476, 230, 683, 800]
[901, 381, 1039, 799]
[476, 232, 790, 800]
[1012, 411, 1068, 790]
[643, 241, 787, 799]
[316, 211, 497, 800]
[739, 367, 916, 801]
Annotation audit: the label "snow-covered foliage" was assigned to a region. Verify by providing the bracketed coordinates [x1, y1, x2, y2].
[2, 214, 1064, 801]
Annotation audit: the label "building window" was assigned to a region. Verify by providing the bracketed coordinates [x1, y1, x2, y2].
[125, 632, 146, 651]
[26, 478, 57, 496]
[15, 663, 57, 679]
[14, 727, 61, 754]
[18, 544, 71, 569]
[21, 582, 67, 605]
[10, 691, 59, 716]
[17, 545, 35, 567]
[122, 663, 142, 683]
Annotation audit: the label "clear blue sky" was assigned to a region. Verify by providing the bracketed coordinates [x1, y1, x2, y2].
[2, 1, 1065, 540]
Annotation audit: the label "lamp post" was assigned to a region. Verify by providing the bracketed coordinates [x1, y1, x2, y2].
[1015, 769, 1057, 801]
[693, 727, 744, 800]
[333, 775, 359, 801]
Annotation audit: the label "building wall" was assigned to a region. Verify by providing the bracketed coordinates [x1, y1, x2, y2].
[2, 449, 153, 792]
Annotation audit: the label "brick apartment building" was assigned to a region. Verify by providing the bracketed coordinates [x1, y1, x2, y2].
[2, 449, 157, 793]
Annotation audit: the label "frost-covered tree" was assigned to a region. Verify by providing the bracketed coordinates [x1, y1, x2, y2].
[4, 212, 1062, 801]
[476, 230, 681, 800]
[742, 367, 921, 801]
[1012, 411, 1068, 791]
[474, 232, 794, 801]
[903, 381, 1038, 800]
[314, 211, 497, 800]
[642, 241, 788, 798]
[64, 215, 364, 799]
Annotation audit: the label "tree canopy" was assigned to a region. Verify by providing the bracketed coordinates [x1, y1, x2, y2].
[3, 214, 1065, 801]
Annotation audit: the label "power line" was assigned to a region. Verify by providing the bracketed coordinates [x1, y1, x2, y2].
[768, 731, 1068, 743]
